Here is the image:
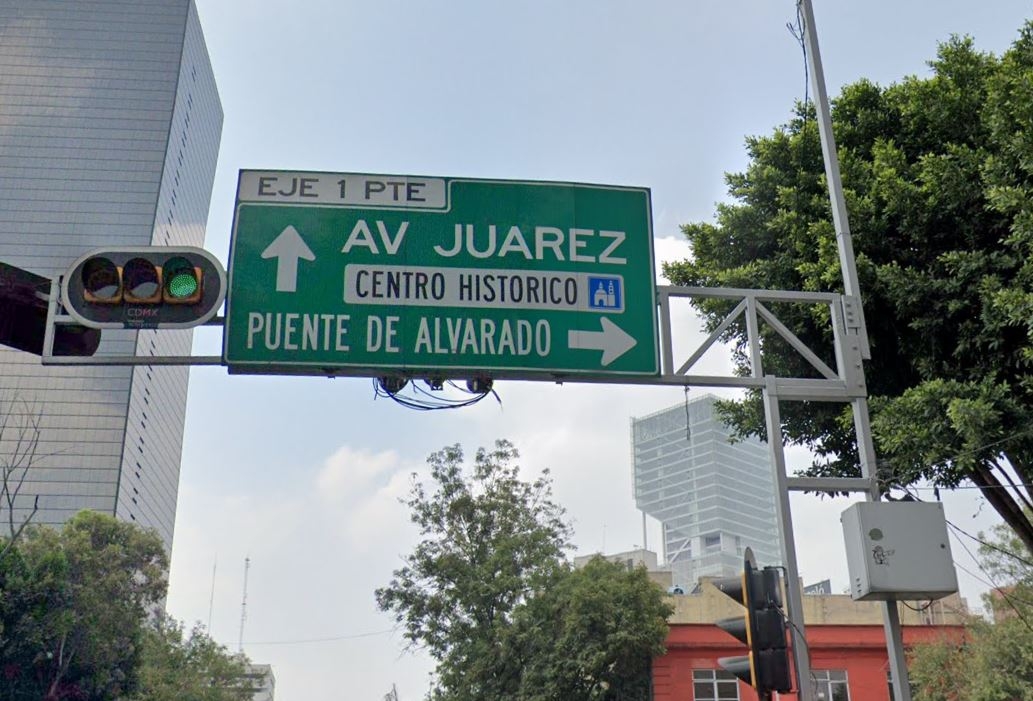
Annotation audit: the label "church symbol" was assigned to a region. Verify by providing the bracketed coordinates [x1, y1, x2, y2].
[588, 276, 623, 311]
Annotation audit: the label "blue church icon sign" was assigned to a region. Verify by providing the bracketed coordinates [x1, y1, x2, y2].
[588, 276, 623, 311]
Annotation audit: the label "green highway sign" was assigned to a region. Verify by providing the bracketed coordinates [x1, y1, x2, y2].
[223, 170, 659, 379]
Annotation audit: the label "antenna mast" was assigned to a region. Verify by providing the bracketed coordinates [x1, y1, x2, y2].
[238, 556, 250, 653]
[207, 556, 217, 633]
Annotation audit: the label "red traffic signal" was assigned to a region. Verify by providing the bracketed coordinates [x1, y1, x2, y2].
[62, 247, 226, 330]
[713, 548, 793, 697]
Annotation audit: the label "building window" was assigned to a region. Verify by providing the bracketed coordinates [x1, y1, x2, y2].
[704, 534, 721, 552]
[813, 669, 849, 701]
[692, 669, 740, 701]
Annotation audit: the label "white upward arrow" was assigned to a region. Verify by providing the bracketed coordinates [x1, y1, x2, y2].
[261, 225, 315, 293]
[567, 317, 637, 366]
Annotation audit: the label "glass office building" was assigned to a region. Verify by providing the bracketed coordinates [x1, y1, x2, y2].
[632, 395, 781, 587]
[0, 0, 222, 550]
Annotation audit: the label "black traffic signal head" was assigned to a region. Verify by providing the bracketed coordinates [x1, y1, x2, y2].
[714, 548, 761, 687]
[0, 261, 100, 356]
[62, 247, 226, 329]
[713, 548, 792, 695]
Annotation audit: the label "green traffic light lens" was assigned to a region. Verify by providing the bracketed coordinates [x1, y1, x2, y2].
[167, 272, 198, 299]
[163, 257, 199, 301]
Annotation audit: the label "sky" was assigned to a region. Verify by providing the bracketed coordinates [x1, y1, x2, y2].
[166, 1, 1033, 699]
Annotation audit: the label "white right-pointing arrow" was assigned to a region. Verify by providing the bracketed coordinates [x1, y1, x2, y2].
[261, 225, 316, 293]
[567, 317, 637, 366]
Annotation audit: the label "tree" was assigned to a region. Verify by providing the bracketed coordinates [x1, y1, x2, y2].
[663, 24, 1033, 551]
[129, 615, 256, 701]
[376, 441, 673, 700]
[907, 633, 969, 701]
[375, 440, 572, 700]
[0, 398, 48, 562]
[0, 510, 167, 700]
[975, 516, 1033, 623]
[908, 521, 1033, 701]
[909, 613, 1033, 701]
[508, 557, 672, 701]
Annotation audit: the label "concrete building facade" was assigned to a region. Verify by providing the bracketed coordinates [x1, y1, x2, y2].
[573, 547, 659, 572]
[632, 395, 781, 587]
[0, 0, 222, 550]
[655, 623, 965, 701]
[245, 664, 276, 701]
[653, 578, 968, 701]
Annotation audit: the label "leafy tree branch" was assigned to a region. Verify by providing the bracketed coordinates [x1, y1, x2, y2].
[665, 25, 1033, 551]
[376, 440, 671, 701]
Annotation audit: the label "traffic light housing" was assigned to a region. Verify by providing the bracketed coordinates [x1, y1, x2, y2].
[0, 261, 100, 356]
[713, 547, 793, 697]
[61, 247, 226, 329]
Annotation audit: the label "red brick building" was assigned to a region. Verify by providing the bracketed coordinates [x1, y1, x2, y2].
[576, 550, 969, 701]
[653, 623, 965, 701]
[632, 563, 970, 701]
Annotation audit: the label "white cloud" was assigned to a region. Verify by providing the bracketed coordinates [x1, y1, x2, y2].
[653, 234, 692, 283]
[315, 445, 404, 502]
[343, 468, 420, 553]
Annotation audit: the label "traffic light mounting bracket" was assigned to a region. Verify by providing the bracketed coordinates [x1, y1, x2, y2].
[42, 277, 226, 367]
[39, 246, 228, 366]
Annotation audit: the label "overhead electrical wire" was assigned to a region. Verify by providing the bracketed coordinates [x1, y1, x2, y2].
[878, 478, 1033, 626]
[946, 519, 1033, 569]
[242, 627, 397, 647]
[946, 525, 1033, 630]
[787, 0, 810, 110]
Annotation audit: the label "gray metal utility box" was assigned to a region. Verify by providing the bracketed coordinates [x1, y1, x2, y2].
[841, 502, 958, 601]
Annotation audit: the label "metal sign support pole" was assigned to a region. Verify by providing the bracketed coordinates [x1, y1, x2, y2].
[800, 1, 912, 699]
[853, 395, 913, 699]
[798, 0, 868, 353]
[763, 379, 814, 701]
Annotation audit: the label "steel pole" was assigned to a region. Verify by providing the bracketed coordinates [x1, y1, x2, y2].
[799, 2, 912, 699]
[763, 379, 814, 701]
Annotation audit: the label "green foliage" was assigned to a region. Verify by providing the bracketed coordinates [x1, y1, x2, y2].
[664, 24, 1033, 550]
[129, 615, 256, 701]
[509, 557, 672, 701]
[967, 617, 1033, 701]
[376, 441, 671, 701]
[0, 512, 256, 701]
[910, 522, 1033, 701]
[908, 631, 970, 701]
[911, 618, 1033, 701]
[376, 440, 571, 700]
[0, 510, 168, 700]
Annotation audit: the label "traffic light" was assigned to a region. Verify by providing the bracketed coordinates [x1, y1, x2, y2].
[0, 261, 100, 356]
[61, 246, 226, 329]
[713, 547, 793, 698]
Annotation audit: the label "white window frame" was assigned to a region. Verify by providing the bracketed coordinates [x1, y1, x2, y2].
[691, 669, 740, 701]
[812, 669, 850, 701]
